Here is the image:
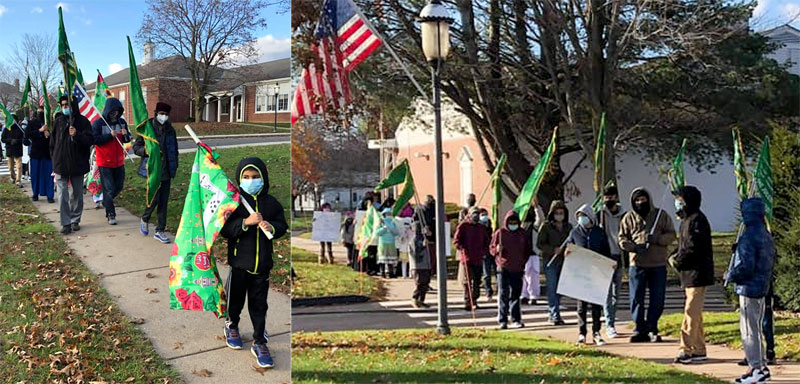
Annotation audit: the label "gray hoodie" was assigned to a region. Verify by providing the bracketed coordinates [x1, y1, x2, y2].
[598, 204, 624, 256]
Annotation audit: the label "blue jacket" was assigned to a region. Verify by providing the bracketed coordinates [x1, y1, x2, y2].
[132, 118, 179, 179]
[727, 198, 775, 298]
[567, 204, 612, 259]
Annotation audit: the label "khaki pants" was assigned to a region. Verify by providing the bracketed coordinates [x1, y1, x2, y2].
[680, 286, 707, 355]
[7, 156, 22, 184]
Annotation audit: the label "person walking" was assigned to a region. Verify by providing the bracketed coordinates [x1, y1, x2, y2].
[454, 207, 491, 311]
[727, 198, 776, 384]
[91, 97, 131, 225]
[341, 212, 356, 268]
[409, 211, 432, 308]
[568, 204, 613, 346]
[458, 193, 477, 222]
[478, 208, 495, 300]
[597, 185, 625, 338]
[422, 195, 437, 275]
[1, 112, 24, 187]
[490, 210, 530, 329]
[668, 186, 714, 364]
[25, 107, 55, 203]
[537, 200, 572, 325]
[375, 207, 400, 278]
[50, 96, 93, 234]
[521, 201, 545, 305]
[318, 203, 335, 264]
[134, 102, 178, 243]
[619, 187, 677, 343]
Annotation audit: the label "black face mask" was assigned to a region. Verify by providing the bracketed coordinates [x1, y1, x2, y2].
[37, 112, 45, 121]
[634, 202, 650, 217]
[604, 200, 617, 210]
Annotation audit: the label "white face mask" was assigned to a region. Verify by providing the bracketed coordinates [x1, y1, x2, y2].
[157, 114, 169, 124]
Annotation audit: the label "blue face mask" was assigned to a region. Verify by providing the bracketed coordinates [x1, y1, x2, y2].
[577, 216, 591, 228]
[508, 224, 520, 231]
[62, 107, 71, 116]
[240, 178, 263, 195]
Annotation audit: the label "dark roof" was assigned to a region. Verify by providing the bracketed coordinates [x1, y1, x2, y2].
[0, 81, 20, 95]
[210, 58, 291, 92]
[85, 55, 197, 89]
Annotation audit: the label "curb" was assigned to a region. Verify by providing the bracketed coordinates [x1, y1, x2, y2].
[292, 295, 370, 307]
[176, 133, 290, 140]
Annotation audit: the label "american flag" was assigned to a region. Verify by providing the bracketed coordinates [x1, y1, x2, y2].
[291, 0, 382, 124]
[39, 95, 44, 107]
[72, 83, 101, 124]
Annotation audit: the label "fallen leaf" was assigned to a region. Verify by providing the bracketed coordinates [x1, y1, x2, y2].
[145, 287, 158, 294]
[173, 342, 183, 350]
[252, 365, 270, 375]
[213, 335, 225, 341]
[145, 273, 157, 279]
[130, 318, 145, 325]
[192, 369, 212, 377]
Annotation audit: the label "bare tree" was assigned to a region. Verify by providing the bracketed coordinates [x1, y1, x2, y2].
[8, 33, 61, 103]
[0, 60, 22, 108]
[137, 0, 269, 121]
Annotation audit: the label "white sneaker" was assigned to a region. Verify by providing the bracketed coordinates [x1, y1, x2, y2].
[593, 333, 606, 346]
[511, 321, 525, 329]
[606, 327, 618, 339]
[577, 334, 586, 345]
[735, 367, 771, 383]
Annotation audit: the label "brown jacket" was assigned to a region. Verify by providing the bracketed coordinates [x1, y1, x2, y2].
[618, 188, 677, 268]
[537, 200, 572, 265]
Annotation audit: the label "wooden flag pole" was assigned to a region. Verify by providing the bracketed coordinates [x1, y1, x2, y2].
[184, 124, 273, 239]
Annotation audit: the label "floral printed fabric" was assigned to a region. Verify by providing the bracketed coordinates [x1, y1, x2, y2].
[168, 143, 240, 318]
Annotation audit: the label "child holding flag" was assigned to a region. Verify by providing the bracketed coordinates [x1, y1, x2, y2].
[220, 157, 287, 369]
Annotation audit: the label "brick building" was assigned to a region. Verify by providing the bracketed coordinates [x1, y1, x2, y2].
[86, 43, 290, 124]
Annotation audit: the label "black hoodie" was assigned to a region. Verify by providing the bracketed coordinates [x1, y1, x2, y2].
[670, 186, 714, 287]
[220, 157, 288, 274]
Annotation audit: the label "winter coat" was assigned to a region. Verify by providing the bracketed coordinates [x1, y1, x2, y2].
[597, 204, 625, 257]
[24, 118, 50, 160]
[375, 212, 400, 262]
[528, 204, 546, 255]
[618, 187, 677, 268]
[568, 204, 612, 259]
[490, 210, 531, 273]
[220, 157, 288, 275]
[49, 110, 93, 176]
[422, 200, 436, 242]
[341, 219, 355, 244]
[454, 220, 491, 266]
[409, 215, 431, 270]
[92, 98, 131, 168]
[670, 186, 714, 288]
[537, 200, 573, 266]
[133, 117, 179, 180]
[727, 198, 775, 298]
[1, 122, 25, 157]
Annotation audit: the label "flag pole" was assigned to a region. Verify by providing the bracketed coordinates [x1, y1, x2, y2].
[184, 124, 273, 239]
[345, 0, 428, 101]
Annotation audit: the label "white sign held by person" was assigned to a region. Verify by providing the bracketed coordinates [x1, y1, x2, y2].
[556, 244, 617, 306]
[445, 221, 452, 256]
[395, 217, 414, 252]
[311, 211, 342, 242]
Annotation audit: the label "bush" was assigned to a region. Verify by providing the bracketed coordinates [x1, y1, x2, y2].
[770, 122, 800, 311]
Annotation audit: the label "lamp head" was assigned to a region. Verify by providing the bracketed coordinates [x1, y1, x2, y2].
[419, 0, 453, 63]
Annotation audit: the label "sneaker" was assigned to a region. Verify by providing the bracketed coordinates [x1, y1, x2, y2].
[223, 325, 243, 350]
[554, 319, 566, 326]
[606, 327, 618, 339]
[108, 216, 117, 225]
[498, 322, 508, 330]
[738, 358, 749, 367]
[140, 219, 149, 236]
[31, 195, 38, 201]
[630, 332, 650, 343]
[95, 201, 102, 209]
[530, 299, 537, 305]
[251, 343, 274, 369]
[648, 332, 662, 343]
[420, 301, 430, 308]
[691, 353, 708, 362]
[154, 232, 171, 243]
[511, 321, 525, 329]
[521, 298, 529, 305]
[411, 299, 422, 309]
[577, 334, 586, 345]
[735, 367, 770, 384]
[547, 318, 557, 325]
[71, 222, 80, 232]
[674, 352, 693, 364]
[47, 198, 55, 203]
[766, 350, 776, 365]
[60, 225, 72, 235]
[593, 333, 606, 346]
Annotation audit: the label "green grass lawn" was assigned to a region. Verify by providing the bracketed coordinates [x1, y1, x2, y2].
[292, 211, 314, 233]
[292, 247, 380, 298]
[659, 311, 800, 362]
[664, 232, 735, 285]
[115, 144, 291, 292]
[0, 182, 182, 383]
[175, 121, 290, 137]
[292, 328, 726, 384]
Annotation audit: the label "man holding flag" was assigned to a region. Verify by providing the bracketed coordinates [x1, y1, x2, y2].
[0, 107, 24, 187]
[91, 97, 131, 225]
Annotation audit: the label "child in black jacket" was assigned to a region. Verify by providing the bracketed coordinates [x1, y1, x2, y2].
[220, 157, 287, 369]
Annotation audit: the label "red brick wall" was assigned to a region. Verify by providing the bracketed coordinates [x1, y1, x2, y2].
[243, 84, 290, 123]
[88, 79, 193, 123]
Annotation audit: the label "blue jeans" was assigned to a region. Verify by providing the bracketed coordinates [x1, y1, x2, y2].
[545, 257, 563, 321]
[629, 265, 667, 335]
[497, 269, 523, 324]
[482, 255, 496, 297]
[99, 166, 125, 218]
[604, 256, 624, 328]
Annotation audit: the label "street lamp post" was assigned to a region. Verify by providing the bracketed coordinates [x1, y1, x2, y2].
[420, 0, 453, 336]
[273, 83, 280, 133]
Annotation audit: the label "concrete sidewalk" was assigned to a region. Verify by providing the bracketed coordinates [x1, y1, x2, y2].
[31, 182, 291, 384]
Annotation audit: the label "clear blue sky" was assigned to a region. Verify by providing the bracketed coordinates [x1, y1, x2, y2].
[0, 0, 290, 80]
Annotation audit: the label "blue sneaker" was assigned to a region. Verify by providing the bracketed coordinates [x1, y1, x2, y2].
[140, 219, 149, 236]
[223, 325, 242, 350]
[251, 343, 274, 368]
[154, 232, 171, 244]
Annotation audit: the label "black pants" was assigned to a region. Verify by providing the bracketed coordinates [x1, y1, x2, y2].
[462, 263, 482, 307]
[226, 267, 270, 344]
[99, 166, 125, 218]
[344, 243, 355, 266]
[142, 178, 170, 231]
[578, 301, 602, 335]
[497, 269, 523, 324]
[413, 269, 431, 302]
[366, 246, 378, 275]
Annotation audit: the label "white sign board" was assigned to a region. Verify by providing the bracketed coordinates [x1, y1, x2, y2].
[354, 210, 366, 238]
[445, 222, 451, 256]
[311, 211, 342, 242]
[557, 244, 617, 306]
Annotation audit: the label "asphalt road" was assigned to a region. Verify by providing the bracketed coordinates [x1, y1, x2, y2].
[177, 134, 289, 151]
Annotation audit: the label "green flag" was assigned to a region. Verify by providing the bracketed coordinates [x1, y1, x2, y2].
[77, 65, 85, 87]
[491, 154, 507, 232]
[57, 7, 78, 91]
[128, 36, 162, 207]
[356, 205, 381, 259]
[514, 128, 558, 223]
[20, 77, 32, 112]
[41, 81, 52, 127]
[732, 128, 749, 201]
[669, 138, 687, 193]
[169, 142, 240, 318]
[0, 102, 16, 129]
[93, 70, 110, 113]
[753, 137, 773, 221]
[593, 112, 606, 192]
[374, 159, 416, 216]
